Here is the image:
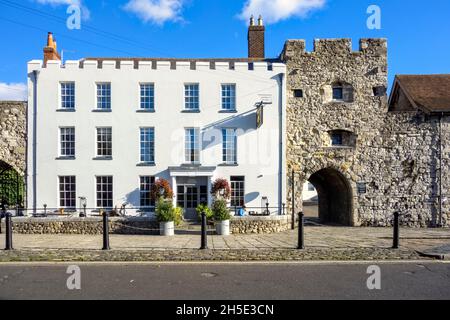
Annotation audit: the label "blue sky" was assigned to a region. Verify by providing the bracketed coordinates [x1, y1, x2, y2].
[0, 0, 449, 100]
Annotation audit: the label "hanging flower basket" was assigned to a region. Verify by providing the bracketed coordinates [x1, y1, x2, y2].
[150, 178, 174, 201]
[211, 178, 231, 200]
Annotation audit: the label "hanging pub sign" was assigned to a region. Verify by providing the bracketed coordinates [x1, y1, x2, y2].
[256, 102, 264, 129]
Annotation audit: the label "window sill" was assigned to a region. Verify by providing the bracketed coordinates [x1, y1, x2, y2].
[218, 163, 239, 167]
[93, 156, 113, 160]
[55, 156, 76, 160]
[56, 109, 76, 112]
[136, 109, 155, 113]
[219, 110, 238, 114]
[181, 110, 201, 113]
[92, 109, 112, 113]
[137, 162, 156, 167]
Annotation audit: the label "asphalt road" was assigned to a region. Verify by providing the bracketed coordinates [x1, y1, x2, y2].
[0, 262, 449, 300]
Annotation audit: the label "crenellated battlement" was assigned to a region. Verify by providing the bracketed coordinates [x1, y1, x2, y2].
[281, 38, 387, 60]
[27, 59, 285, 73]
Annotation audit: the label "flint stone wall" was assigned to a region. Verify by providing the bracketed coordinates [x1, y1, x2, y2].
[0, 101, 26, 175]
[282, 39, 450, 227]
[230, 215, 291, 234]
[3, 216, 292, 234]
[8, 217, 160, 235]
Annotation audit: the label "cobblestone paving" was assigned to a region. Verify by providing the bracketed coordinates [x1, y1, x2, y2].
[0, 227, 448, 262]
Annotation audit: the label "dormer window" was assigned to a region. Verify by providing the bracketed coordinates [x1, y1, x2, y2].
[332, 84, 343, 101]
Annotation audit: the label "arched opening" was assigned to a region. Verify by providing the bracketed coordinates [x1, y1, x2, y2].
[307, 168, 353, 226]
[0, 160, 24, 208]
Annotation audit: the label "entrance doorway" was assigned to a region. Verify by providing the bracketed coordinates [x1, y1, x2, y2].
[307, 168, 353, 226]
[176, 184, 208, 220]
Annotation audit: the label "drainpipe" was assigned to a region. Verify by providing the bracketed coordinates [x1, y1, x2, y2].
[438, 113, 444, 227]
[32, 70, 39, 215]
[277, 72, 285, 215]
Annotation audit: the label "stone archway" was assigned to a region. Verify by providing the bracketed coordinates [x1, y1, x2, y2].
[307, 168, 353, 226]
[0, 160, 24, 207]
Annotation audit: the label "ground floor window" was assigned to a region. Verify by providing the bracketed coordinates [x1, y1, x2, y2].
[59, 176, 76, 208]
[140, 176, 155, 209]
[96, 176, 113, 208]
[230, 176, 245, 207]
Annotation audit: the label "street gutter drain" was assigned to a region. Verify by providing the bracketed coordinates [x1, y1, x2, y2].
[201, 272, 218, 278]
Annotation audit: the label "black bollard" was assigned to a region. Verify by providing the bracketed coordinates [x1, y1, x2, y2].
[5, 213, 13, 250]
[282, 203, 286, 215]
[266, 203, 269, 215]
[102, 211, 110, 250]
[297, 212, 305, 250]
[393, 212, 400, 249]
[0, 209, 4, 234]
[200, 212, 208, 250]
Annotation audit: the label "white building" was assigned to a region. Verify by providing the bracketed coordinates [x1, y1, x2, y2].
[27, 21, 286, 219]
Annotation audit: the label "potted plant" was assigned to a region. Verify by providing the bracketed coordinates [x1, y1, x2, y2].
[155, 199, 176, 236]
[196, 204, 213, 223]
[212, 199, 232, 236]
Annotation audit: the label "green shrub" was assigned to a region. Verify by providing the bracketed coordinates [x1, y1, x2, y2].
[173, 206, 183, 226]
[196, 204, 213, 221]
[212, 199, 231, 221]
[155, 199, 176, 222]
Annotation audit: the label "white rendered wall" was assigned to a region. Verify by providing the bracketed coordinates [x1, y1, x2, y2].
[27, 59, 286, 214]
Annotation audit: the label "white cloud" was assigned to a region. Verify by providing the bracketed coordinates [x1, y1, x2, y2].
[123, 0, 185, 25]
[35, 0, 90, 20]
[0, 83, 27, 101]
[239, 0, 326, 24]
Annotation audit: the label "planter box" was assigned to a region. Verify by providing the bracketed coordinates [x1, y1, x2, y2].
[216, 220, 230, 236]
[160, 221, 174, 236]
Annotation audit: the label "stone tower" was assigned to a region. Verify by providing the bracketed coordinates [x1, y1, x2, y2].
[281, 38, 389, 226]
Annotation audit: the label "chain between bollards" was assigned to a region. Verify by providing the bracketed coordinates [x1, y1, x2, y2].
[5, 212, 13, 250]
[200, 212, 208, 250]
[393, 212, 400, 249]
[102, 210, 110, 250]
[297, 211, 305, 250]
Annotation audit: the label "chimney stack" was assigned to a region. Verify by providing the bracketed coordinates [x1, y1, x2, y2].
[43, 32, 61, 65]
[248, 15, 265, 59]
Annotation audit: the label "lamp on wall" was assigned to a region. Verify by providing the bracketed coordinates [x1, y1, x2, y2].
[79, 197, 87, 217]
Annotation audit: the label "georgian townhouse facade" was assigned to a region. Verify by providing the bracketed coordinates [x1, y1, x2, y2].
[27, 22, 286, 219]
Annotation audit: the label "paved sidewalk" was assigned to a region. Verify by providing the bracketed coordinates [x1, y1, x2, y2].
[1, 227, 449, 254]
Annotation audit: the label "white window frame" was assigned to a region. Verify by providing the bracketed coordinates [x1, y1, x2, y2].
[59, 127, 75, 157]
[230, 176, 245, 207]
[96, 127, 112, 157]
[96, 176, 113, 208]
[184, 83, 200, 110]
[221, 84, 236, 111]
[140, 83, 155, 111]
[185, 127, 200, 164]
[96, 82, 111, 110]
[58, 176, 76, 209]
[60, 82, 75, 110]
[222, 128, 237, 164]
[140, 127, 155, 163]
[140, 176, 156, 210]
